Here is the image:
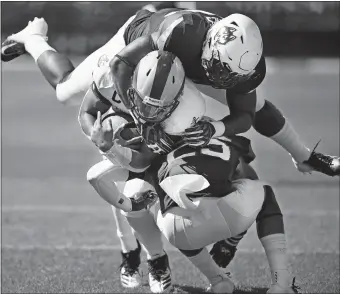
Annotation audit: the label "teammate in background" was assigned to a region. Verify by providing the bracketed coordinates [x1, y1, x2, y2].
[89, 50, 300, 293]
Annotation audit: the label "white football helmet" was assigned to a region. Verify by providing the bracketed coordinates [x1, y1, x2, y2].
[129, 50, 185, 124]
[201, 13, 263, 89]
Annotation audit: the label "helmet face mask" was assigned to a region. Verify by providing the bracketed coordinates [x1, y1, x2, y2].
[201, 49, 253, 89]
[128, 87, 182, 124]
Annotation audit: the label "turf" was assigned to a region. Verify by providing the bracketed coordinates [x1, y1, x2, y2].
[1, 56, 339, 293]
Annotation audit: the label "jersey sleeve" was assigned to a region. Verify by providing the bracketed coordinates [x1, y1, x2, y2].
[152, 12, 207, 53]
[228, 56, 267, 94]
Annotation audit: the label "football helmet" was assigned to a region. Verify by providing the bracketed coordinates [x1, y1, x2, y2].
[129, 50, 185, 124]
[201, 13, 263, 89]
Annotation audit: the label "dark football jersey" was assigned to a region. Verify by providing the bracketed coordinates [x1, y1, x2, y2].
[124, 9, 266, 94]
[146, 136, 253, 214]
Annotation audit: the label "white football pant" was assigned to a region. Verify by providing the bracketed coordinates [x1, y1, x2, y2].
[153, 179, 265, 250]
[87, 159, 165, 258]
[56, 14, 136, 103]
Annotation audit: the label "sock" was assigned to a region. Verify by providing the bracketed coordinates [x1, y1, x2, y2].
[24, 35, 56, 61]
[260, 234, 291, 288]
[126, 212, 164, 260]
[111, 206, 138, 253]
[270, 120, 311, 163]
[225, 230, 247, 247]
[186, 247, 224, 283]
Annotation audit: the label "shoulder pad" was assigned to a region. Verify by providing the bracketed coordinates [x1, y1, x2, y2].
[92, 64, 114, 90]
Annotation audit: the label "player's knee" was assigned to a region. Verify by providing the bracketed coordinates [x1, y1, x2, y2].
[256, 185, 284, 238]
[253, 100, 286, 137]
[87, 160, 123, 186]
[256, 185, 282, 221]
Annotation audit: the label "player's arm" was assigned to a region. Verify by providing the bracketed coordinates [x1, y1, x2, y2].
[128, 140, 158, 172]
[215, 90, 256, 137]
[110, 36, 156, 109]
[78, 83, 112, 149]
[214, 56, 267, 137]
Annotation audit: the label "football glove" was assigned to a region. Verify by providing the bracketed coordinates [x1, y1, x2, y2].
[131, 190, 158, 211]
[137, 122, 175, 154]
[183, 121, 216, 147]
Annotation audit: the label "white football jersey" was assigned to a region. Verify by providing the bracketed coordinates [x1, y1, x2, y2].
[161, 79, 207, 135]
[92, 62, 130, 114]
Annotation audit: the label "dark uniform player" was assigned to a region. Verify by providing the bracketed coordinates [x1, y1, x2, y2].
[110, 8, 339, 177]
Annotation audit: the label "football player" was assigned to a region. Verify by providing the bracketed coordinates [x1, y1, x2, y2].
[107, 8, 339, 177]
[78, 62, 173, 293]
[94, 50, 299, 293]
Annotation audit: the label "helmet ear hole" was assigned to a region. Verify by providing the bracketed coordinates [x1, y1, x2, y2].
[172, 76, 175, 84]
[230, 21, 239, 27]
[146, 69, 151, 76]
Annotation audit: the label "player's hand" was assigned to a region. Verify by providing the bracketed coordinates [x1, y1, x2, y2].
[131, 190, 158, 211]
[90, 111, 114, 152]
[113, 123, 143, 150]
[182, 121, 216, 147]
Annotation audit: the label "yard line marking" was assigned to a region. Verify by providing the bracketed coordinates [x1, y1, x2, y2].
[1, 244, 338, 254]
[2, 205, 339, 217]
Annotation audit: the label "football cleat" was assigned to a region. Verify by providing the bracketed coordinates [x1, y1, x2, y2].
[7, 17, 48, 44]
[210, 240, 237, 268]
[267, 277, 301, 293]
[2, 17, 48, 63]
[119, 240, 142, 288]
[207, 273, 235, 293]
[1, 39, 26, 62]
[148, 254, 172, 293]
[295, 140, 340, 177]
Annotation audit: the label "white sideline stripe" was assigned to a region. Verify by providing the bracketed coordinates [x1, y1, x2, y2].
[2, 205, 339, 217]
[1, 244, 338, 254]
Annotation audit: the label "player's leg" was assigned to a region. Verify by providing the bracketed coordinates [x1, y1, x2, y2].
[3, 14, 136, 105]
[124, 210, 172, 293]
[254, 95, 339, 176]
[210, 160, 259, 268]
[86, 160, 142, 288]
[256, 185, 298, 293]
[121, 181, 172, 293]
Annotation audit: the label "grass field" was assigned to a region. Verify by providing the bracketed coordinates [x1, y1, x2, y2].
[1, 56, 339, 293]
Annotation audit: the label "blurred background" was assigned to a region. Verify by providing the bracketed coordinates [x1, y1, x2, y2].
[1, 1, 339, 56]
[1, 2, 339, 293]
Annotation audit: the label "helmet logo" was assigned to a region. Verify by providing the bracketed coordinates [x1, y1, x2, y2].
[97, 54, 110, 67]
[214, 26, 237, 45]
